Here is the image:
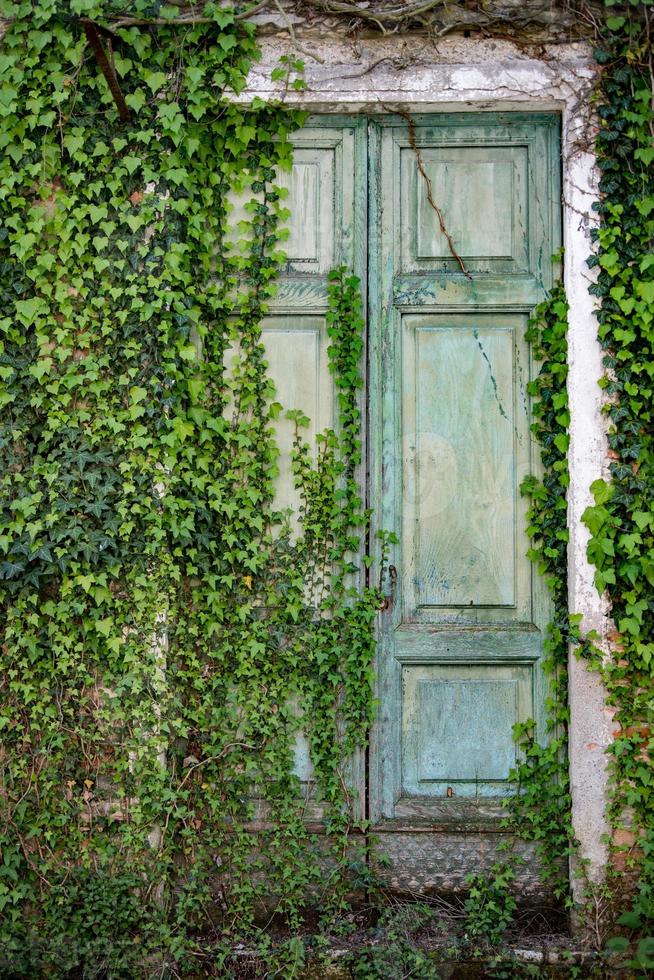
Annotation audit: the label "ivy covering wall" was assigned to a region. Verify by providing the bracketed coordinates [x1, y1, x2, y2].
[0, 3, 386, 973]
[516, 0, 654, 965]
[582, 0, 654, 942]
[0, 0, 652, 977]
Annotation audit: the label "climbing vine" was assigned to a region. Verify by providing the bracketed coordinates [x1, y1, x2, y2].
[0, 0, 653, 974]
[511, 0, 654, 958]
[580, 0, 654, 942]
[508, 278, 579, 903]
[0, 3, 383, 974]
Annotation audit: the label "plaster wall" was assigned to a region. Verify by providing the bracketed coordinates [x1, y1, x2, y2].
[240, 33, 613, 901]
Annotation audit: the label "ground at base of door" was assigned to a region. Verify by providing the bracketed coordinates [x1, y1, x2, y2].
[224, 913, 634, 979]
[228, 947, 633, 979]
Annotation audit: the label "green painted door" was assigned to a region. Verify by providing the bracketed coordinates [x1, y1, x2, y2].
[274, 113, 561, 882]
[368, 113, 561, 888]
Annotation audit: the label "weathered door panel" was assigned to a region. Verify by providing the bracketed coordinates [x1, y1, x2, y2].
[262, 316, 334, 525]
[369, 114, 560, 885]
[254, 113, 561, 888]
[400, 313, 532, 622]
[263, 119, 368, 820]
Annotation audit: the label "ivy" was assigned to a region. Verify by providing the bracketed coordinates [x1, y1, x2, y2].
[1, 0, 653, 972]
[0, 3, 382, 974]
[507, 279, 579, 903]
[581, 0, 654, 932]
[508, 0, 654, 948]
[504, 1, 654, 944]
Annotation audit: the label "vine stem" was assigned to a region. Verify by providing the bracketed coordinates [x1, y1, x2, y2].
[148, 741, 259, 862]
[108, 0, 273, 30]
[81, 20, 131, 122]
[272, 0, 326, 64]
[393, 107, 472, 279]
[105, 0, 452, 30]
[176, 741, 257, 791]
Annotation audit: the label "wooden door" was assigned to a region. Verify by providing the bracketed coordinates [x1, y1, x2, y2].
[368, 113, 561, 892]
[274, 113, 561, 886]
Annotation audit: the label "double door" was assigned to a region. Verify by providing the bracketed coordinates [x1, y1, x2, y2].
[264, 112, 561, 889]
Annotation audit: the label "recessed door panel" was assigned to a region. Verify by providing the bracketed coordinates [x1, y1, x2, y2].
[401, 144, 530, 272]
[402, 314, 530, 618]
[262, 317, 333, 523]
[401, 663, 533, 797]
[263, 119, 367, 816]
[276, 147, 336, 271]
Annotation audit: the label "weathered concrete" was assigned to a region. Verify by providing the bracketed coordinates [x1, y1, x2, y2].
[240, 32, 612, 905]
[563, 110, 614, 898]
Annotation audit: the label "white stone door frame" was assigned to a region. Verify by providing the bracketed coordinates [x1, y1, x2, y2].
[242, 35, 612, 897]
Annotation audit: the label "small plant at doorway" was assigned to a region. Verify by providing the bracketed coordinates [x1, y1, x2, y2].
[463, 863, 518, 947]
[346, 903, 442, 980]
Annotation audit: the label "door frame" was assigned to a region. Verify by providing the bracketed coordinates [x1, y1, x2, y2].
[243, 37, 610, 890]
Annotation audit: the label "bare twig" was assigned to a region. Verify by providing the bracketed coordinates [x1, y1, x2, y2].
[177, 741, 257, 792]
[273, 0, 326, 63]
[13, 825, 54, 889]
[87, 0, 602, 40]
[312, 0, 450, 22]
[109, 0, 274, 30]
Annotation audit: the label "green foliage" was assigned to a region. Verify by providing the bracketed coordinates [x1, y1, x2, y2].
[485, 959, 546, 980]
[510, 1, 654, 944]
[346, 904, 442, 980]
[0, 3, 382, 974]
[0, 0, 653, 972]
[507, 280, 578, 900]
[606, 929, 654, 977]
[463, 863, 518, 947]
[582, 0, 654, 932]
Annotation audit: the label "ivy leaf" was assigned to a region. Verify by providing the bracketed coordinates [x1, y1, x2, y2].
[178, 344, 197, 362]
[125, 90, 146, 113]
[172, 417, 194, 442]
[590, 479, 614, 506]
[63, 132, 84, 157]
[122, 156, 141, 175]
[15, 297, 47, 324]
[29, 357, 53, 381]
[129, 386, 148, 404]
[94, 618, 114, 638]
[217, 34, 237, 53]
[144, 71, 168, 93]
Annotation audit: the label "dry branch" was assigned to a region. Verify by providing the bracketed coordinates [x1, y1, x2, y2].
[41, 0, 604, 45]
[395, 107, 472, 279]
